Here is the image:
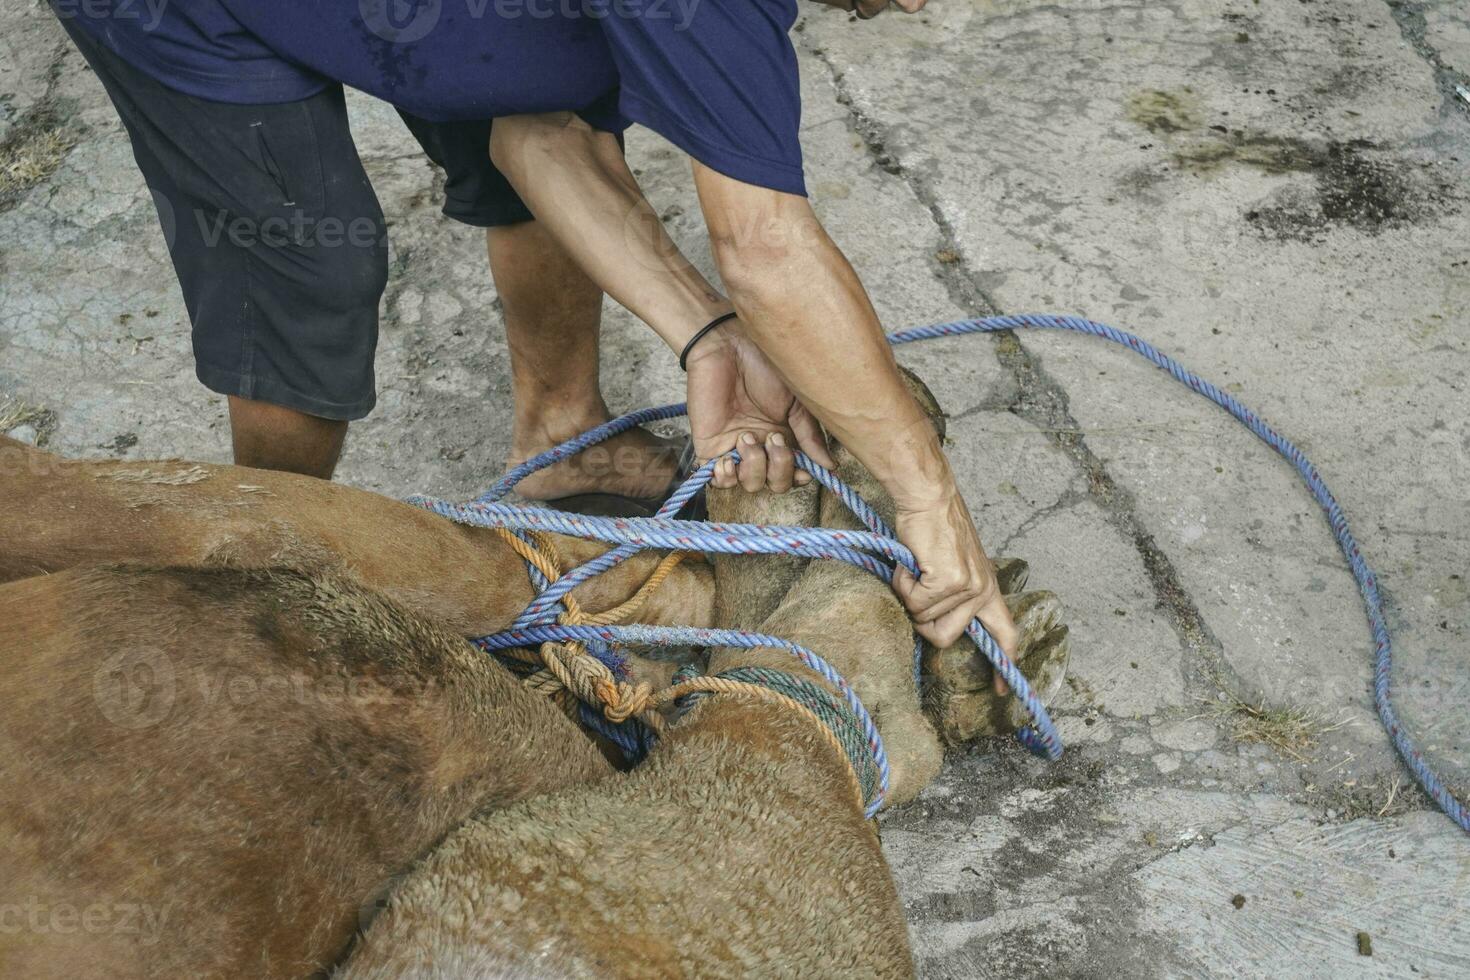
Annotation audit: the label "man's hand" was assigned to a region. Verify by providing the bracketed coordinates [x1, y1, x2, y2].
[892, 486, 1018, 694]
[685, 321, 836, 493]
[807, 0, 927, 18]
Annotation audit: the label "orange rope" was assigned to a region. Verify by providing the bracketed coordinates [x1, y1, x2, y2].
[492, 528, 866, 810]
[493, 528, 676, 730]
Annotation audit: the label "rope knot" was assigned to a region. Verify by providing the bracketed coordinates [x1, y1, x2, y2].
[595, 677, 654, 723]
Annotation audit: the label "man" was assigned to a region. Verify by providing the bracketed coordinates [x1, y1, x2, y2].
[47, 0, 1018, 654]
[51, 12, 684, 510]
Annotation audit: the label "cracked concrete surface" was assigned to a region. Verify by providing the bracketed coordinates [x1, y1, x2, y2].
[1, 0, 1467, 976]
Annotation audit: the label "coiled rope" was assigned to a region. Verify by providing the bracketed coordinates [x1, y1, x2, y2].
[409, 314, 1467, 834]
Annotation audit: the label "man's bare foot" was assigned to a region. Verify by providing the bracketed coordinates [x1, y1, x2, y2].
[510, 426, 686, 503]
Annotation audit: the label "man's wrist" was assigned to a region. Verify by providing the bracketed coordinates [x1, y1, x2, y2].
[861, 407, 957, 512]
[889, 464, 958, 513]
[659, 297, 736, 354]
[679, 311, 739, 371]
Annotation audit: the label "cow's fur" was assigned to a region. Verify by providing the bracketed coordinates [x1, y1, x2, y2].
[0, 564, 612, 978]
[0, 435, 715, 640]
[340, 695, 909, 978]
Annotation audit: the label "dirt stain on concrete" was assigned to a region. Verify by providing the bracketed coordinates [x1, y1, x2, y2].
[1125, 88, 1205, 135]
[1165, 132, 1454, 241]
[1173, 133, 1321, 176]
[1122, 85, 1460, 241]
[1223, 138, 1457, 241]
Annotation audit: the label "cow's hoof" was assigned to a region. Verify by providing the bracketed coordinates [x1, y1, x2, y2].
[921, 558, 1072, 745]
[992, 556, 1030, 596]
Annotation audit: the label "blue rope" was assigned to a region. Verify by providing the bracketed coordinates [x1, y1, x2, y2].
[475, 621, 893, 816]
[409, 314, 1466, 834]
[479, 404, 690, 505]
[894, 316, 1467, 833]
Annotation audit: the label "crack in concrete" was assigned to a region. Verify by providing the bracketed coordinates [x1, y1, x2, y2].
[992, 485, 1087, 558]
[803, 37, 1236, 696]
[1384, 0, 1470, 114]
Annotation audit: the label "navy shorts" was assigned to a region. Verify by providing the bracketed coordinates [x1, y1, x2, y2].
[65, 21, 537, 421]
[395, 112, 535, 228]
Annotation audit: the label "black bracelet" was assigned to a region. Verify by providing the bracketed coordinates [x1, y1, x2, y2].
[679, 311, 739, 372]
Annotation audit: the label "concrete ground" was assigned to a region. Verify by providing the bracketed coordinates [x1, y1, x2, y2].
[2, 0, 1467, 976]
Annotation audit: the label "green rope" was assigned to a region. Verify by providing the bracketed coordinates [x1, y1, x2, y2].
[674, 663, 880, 807]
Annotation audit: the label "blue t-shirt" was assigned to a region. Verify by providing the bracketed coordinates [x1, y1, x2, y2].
[56, 0, 806, 195]
[51, 0, 327, 103]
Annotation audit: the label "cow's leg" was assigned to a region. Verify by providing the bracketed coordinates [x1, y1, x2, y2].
[0, 564, 613, 980]
[705, 480, 821, 629]
[701, 367, 1073, 802]
[699, 368, 946, 803]
[0, 435, 714, 636]
[924, 564, 1073, 744]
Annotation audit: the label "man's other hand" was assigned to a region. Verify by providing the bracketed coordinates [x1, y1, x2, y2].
[685, 321, 835, 493]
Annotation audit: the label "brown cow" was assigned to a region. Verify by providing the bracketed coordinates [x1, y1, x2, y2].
[0, 372, 1070, 976]
[340, 378, 1070, 976]
[1, 563, 613, 977]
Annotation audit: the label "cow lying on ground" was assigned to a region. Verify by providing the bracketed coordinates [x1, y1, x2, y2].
[0, 369, 1064, 746]
[0, 372, 1070, 976]
[0, 431, 715, 690]
[342, 401, 1070, 975]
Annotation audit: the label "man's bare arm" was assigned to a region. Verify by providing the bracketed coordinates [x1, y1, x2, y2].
[488, 112, 834, 491]
[692, 162, 1017, 656]
[486, 112, 1013, 652]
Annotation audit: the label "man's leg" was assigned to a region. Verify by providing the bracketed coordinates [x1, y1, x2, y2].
[58, 22, 386, 482]
[489, 220, 682, 501]
[227, 397, 346, 479]
[396, 110, 682, 502]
